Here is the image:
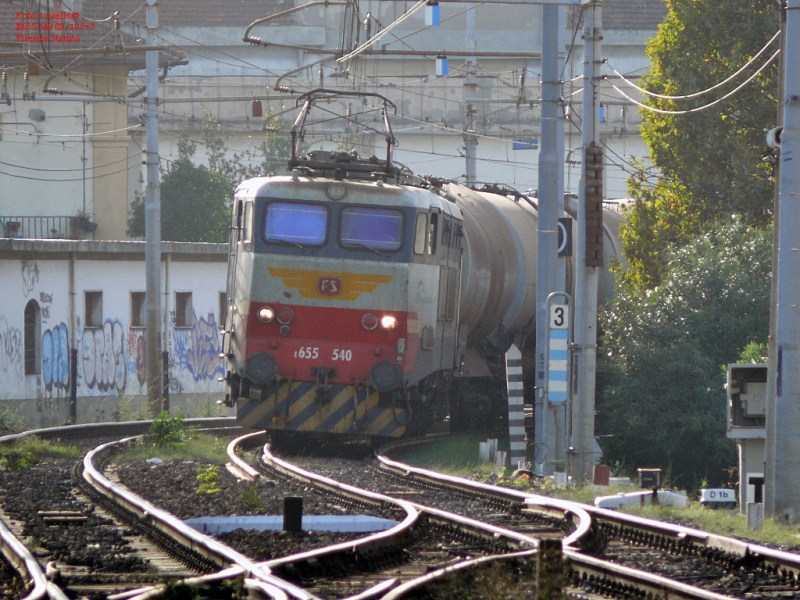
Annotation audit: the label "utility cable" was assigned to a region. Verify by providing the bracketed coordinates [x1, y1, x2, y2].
[609, 49, 779, 116]
[337, 0, 427, 64]
[606, 29, 780, 101]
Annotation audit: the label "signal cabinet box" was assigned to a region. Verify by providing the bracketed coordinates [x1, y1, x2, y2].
[727, 364, 767, 512]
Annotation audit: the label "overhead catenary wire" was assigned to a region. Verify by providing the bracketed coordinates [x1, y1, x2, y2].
[0, 161, 139, 182]
[337, 0, 428, 64]
[0, 123, 142, 138]
[606, 28, 781, 101]
[609, 49, 780, 116]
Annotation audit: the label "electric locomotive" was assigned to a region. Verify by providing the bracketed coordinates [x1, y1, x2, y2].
[222, 159, 463, 437]
[220, 89, 625, 440]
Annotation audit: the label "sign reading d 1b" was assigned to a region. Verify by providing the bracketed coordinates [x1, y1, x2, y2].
[557, 217, 573, 257]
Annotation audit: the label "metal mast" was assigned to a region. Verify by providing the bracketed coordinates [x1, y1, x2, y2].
[534, 3, 567, 476]
[571, 0, 602, 484]
[464, 3, 478, 183]
[769, 0, 800, 521]
[145, 0, 164, 416]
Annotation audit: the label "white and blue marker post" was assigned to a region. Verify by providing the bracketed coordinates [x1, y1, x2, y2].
[544, 292, 572, 475]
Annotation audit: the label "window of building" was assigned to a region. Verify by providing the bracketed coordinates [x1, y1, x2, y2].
[219, 292, 227, 329]
[131, 292, 146, 328]
[340, 207, 403, 252]
[85, 291, 103, 328]
[24, 300, 40, 375]
[175, 292, 193, 328]
[264, 202, 327, 246]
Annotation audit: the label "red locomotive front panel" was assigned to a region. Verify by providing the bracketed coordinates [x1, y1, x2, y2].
[243, 303, 414, 389]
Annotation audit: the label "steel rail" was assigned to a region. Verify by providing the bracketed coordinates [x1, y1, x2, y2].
[226, 433, 547, 598]
[81, 434, 314, 600]
[376, 441, 592, 548]
[227, 434, 576, 600]
[0, 515, 64, 600]
[0, 419, 237, 600]
[260, 441, 420, 560]
[0, 417, 238, 445]
[563, 551, 736, 600]
[376, 438, 800, 596]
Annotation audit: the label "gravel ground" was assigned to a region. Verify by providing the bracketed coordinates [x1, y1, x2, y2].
[114, 458, 373, 560]
[0, 455, 151, 575]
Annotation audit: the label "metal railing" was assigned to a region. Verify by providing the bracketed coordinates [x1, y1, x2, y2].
[0, 216, 95, 240]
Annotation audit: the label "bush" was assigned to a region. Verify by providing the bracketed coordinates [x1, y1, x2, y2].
[149, 411, 190, 448]
[598, 223, 771, 490]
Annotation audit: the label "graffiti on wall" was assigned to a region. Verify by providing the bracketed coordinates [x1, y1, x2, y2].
[42, 322, 69, 394]
[39, 292, 53, 321]
[0, 317, 23, 379]
[21, 261, 39, 297]
[81, 320, 126, 392]
[171, 312, 225, 382]
[126, 329, 147, 386]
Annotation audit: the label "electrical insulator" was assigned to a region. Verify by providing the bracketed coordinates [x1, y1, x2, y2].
[584, 143, 604, 267]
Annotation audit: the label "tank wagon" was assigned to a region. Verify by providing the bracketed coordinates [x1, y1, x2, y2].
[220, 90, 624, 440]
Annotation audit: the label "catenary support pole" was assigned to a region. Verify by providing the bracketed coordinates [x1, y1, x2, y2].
[770, 0, 800, 521]
[145, 0, 163, 416]
[764, 0, 787, 520]
[534, 3, 565, 476]
[464, 3, 477, 183]
[571, 0, 602, 484]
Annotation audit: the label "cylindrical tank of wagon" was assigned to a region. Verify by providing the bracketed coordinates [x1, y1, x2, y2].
[447, 183, 625, 347]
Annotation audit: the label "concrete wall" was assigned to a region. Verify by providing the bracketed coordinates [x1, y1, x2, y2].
[0, 240, 232, 430]
[0, 66, 136, 241]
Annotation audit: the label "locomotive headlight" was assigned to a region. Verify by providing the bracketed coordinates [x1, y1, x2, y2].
[258, 306, 275, 322]
[362, 313, 379, 330]
[380, 315, 398, 330]
[277, 307, 294, 324]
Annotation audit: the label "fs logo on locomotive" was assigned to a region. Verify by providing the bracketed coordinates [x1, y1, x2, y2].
[318, 277, 341, 295]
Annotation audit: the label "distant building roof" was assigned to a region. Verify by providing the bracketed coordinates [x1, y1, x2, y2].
[83, 0, 294, 28]
[0, 0, 187, 68]
[569, 0, 668, 31]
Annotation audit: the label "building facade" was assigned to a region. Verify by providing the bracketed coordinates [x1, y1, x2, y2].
[0, 239, 230, 429]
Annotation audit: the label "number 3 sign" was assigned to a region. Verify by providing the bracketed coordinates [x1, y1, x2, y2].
[549, 304, 569, 329]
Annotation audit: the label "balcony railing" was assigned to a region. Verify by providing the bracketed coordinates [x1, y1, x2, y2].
[1, 216, 97, 240]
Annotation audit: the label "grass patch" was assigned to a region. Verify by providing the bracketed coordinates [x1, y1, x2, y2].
[113, 433, 230, 464]
[393, 434, 509, 477]
[535, 484, 800, 548]
[13, 438, 81, 459]
[0, 438, 81, 470]
[619, 503, 800, 548]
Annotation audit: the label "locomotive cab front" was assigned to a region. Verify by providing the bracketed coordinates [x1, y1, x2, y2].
[222, 172, 463, 439]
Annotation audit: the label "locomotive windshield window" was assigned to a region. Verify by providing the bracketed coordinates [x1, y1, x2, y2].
[414, 214, 427, 254]
[340, 207, 403, 251]
[264, 202, 327, 246]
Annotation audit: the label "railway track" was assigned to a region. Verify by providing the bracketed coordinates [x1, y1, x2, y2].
[227, 431, 563, 598]
[2, 423, 800, 600]
[0, 420, 304, 600]
[377, 435, 800, 599]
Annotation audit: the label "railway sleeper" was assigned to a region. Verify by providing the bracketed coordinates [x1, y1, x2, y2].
[600, 522, 792, 581]
[256, 456, 404, 521]
[72, 462, 219, 574]
[570, 567, 653, 600]
[374, 466, 514, 513]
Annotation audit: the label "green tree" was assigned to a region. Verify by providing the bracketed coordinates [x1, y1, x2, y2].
[620, 0, 779, 287]
[598, 223, 771, 489]
[127, 139, 232, 242]
[128, 108, 292, 241]
[201, 107, 292, 189]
